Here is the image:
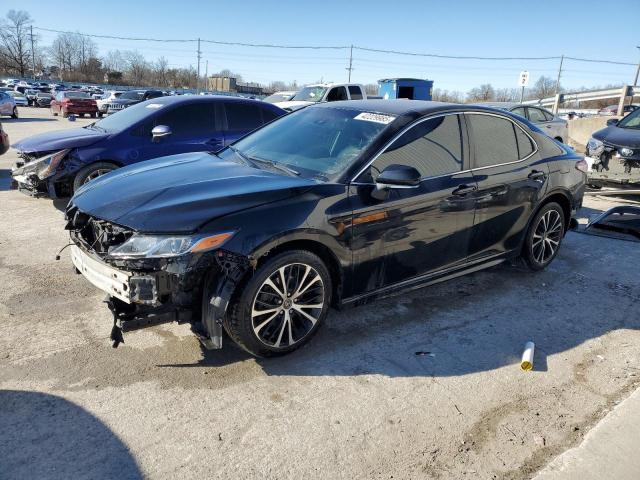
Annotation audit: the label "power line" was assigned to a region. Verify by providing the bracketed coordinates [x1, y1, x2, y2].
[31, 26, 639, 67]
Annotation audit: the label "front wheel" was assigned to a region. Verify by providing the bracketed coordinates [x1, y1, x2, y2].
[72, 162, 118, 191]
[225, 250, 332, 357]
[522, 202, 565, 271]
[11, 107, 18, 119]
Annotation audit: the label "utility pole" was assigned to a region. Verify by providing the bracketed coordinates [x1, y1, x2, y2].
[346, 45, 353, 82]
[204, 60, 208, 92]
[30, 25, 36, 80]
[196, 38, 201, 93]
[628, 46, 640, 106]
[555, 54, 564, 95]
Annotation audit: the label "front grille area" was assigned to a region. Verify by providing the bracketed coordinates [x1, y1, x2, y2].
[66, 205, 133, 257]
[16, 150, 56, 167]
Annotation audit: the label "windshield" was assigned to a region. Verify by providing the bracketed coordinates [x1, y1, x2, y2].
[92, 100, 162, 132]
[291, 86, 327, 102]
[37, 93, 52, 98]
[617, 108, 640, 129]
[120, 91, 144, 100]
[228, 107, 392, 180]
[66, 92, 91, 99]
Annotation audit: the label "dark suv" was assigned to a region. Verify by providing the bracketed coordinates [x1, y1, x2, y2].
[65, 100, 587, 357]
[106, 89, 164, 114]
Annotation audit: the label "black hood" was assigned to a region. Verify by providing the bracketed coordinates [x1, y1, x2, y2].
[70, 152, 317, 233]
[13, 127, 108, 154]
[593, 125, 640, 149]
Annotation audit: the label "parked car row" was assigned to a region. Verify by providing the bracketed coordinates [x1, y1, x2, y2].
[10, 95, 586, 357]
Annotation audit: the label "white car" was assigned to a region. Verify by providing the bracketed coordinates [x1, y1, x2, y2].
[262, 91, 297, 104]
[275, 83, 367, 111]
[6, 91, 28, 107]
[96, 90, 124, 116]
[482, 103, 569, 144]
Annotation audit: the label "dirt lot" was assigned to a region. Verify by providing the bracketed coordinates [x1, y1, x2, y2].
[1, 108, 639, 480]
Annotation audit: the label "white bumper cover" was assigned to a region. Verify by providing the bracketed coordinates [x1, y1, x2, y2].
[71, 245, 132, 303]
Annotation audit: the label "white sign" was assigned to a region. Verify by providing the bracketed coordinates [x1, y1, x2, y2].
[518, 71, 530, 87]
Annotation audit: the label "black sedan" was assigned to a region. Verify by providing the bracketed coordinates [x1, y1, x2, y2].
[586, 107, 640, 187]
[65, 100, 587, 357]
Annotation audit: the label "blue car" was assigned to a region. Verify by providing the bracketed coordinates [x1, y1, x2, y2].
[11, 96, 285, 197]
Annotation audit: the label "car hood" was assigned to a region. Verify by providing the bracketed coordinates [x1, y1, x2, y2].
[274, 100, 314, 110]
[70, 152, 317, 233]
[12, 127, 108, 153]
[593, 126, 640, 148]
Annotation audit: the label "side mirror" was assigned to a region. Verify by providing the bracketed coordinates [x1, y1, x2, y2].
[606, 118, 618, 126]
[151, 125, 172, 143]
[371, 165, 421, 200]
[376, 164, 421, 188]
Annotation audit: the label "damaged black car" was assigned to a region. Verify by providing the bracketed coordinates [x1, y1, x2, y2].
[65, 100, 586, 357]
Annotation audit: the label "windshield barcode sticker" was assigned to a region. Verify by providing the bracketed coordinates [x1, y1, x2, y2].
[146, 103, 164, 109]
[354, 112, 396, 124]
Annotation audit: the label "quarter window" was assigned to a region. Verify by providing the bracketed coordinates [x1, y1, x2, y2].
[514, 126, 534, 159]
[468, 114, 520, 168]
[370, 114, 463, 180]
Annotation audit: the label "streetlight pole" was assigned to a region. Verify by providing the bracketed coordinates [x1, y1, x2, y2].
[628, 46, 639, 106]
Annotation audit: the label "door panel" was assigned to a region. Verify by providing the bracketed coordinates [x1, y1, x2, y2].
[350, 172, 477, 292]
[465, 113, 548, 260]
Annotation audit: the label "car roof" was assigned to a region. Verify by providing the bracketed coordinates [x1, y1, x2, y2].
[132, 94, 287, 110]
[313, 99, 523, 116]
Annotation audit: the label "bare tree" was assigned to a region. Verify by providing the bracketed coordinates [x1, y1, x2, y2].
[532, 76, 557, 100]
[103, 49, 125, 73]
[466, 84, 495, 102]
[124, 50, 148, 86]
[50, 32, 78, 77]
[0, 10, 32, 77]
[432, 88, 464, 103]
[152, 56, 169, 86]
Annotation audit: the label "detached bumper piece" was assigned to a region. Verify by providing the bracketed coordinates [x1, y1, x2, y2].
[71, 245, 192, 347]
[584, 206, 640, 243]
[10, 172, 49, 197]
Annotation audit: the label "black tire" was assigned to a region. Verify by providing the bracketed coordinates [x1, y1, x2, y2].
[225, 250, 332, 357]
[62, 109, 68, 118]
[97, 112, 103, 118]
[51, 107, 58, 116]
[522, 202, 565, 271]
[11, 107, 18, 119]
[72, 162, 118, 191]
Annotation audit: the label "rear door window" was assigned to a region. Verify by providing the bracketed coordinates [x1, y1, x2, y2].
[224, 102, 264, 131]
[527, 108, 547, 123]
[348, 86, 363, 100]
[467, 114, 520, 168]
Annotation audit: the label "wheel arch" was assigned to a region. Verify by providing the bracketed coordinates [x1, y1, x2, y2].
[535, 189, 573, 232]
[251, 238, 344, 307]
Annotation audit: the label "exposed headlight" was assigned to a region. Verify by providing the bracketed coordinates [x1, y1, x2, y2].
[14, 149, 70, 180]
[108, 231, 235, 258]
[586, 137, 603, 156]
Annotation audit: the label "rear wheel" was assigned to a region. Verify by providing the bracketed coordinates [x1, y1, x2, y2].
[522, 202, 565, 271]
[225, 250, 332, 357]
[11, 107, 18, 119]
[72, 162, 118, 191]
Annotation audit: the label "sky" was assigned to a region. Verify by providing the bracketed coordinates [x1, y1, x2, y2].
[4, 0, 639, 92]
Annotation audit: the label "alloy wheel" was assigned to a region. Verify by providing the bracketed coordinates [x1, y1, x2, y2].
[251, 263, 325, 348]
[531, 209, 563, 264]
[84, 168, 112, 184]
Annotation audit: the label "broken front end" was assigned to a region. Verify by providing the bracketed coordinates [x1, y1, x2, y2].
[586, 139, 640, 188]
[11, 149, 74, 197]
[64, 204, 251, 349]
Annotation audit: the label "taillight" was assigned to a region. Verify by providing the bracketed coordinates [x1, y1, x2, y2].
[575, 159, 588, 172]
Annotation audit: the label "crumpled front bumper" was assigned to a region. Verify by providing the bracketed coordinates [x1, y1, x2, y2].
[10, 170, 50, 197]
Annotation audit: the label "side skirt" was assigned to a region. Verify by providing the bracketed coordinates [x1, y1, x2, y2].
[340, 255, 508, 308]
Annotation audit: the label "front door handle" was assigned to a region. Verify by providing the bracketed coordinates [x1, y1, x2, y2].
[452, 184, 477, 196]
[528, 170, 546, 181]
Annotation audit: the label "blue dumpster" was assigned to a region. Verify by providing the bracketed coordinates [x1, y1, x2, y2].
[378, 78, 434, 100]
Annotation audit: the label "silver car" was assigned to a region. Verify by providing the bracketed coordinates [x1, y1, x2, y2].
[483, 102, 569, 144]
[0, 91, 18, 118]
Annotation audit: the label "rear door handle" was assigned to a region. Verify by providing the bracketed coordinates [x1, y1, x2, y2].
[528, 170, 546, 181]
[452, 184, 477, 196]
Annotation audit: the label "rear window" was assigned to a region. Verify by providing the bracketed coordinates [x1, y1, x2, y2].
[348, 86, 363, 100]
[65, 92, 91, 99]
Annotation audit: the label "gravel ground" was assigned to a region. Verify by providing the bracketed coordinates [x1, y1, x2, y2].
[1, 108, 639, 480]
